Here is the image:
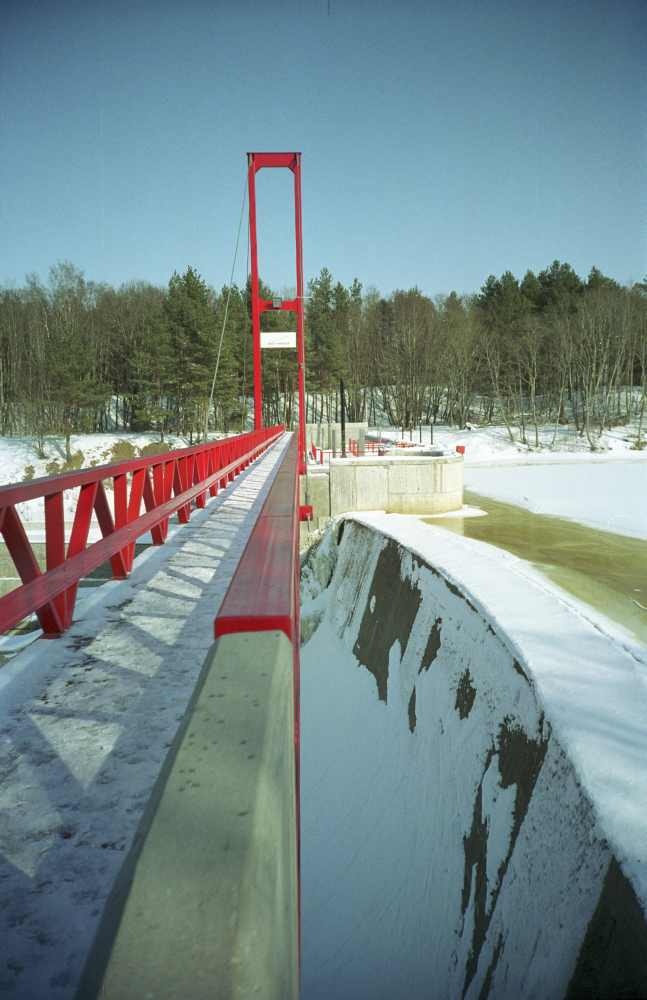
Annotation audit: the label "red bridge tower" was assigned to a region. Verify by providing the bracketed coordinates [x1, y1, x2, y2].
[247, 152, 306, 474]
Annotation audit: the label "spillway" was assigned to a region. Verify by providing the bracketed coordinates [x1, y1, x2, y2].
[300, 515, 647, 1000]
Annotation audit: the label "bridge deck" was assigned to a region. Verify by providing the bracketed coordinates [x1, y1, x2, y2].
[0, 434, 290, 999]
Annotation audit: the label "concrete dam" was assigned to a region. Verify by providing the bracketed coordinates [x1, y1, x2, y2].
[299, 515, 647, 1000]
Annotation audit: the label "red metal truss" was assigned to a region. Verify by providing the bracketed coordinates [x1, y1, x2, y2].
[0, 427, 283, 637]
[247, 151, 307, 475]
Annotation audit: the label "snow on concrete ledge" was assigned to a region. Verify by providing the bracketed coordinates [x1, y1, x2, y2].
[300, 513, 647, 999]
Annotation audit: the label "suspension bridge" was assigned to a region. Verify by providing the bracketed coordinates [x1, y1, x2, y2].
[2, 154, 647, 1000]
[0, 153, 307, 1000]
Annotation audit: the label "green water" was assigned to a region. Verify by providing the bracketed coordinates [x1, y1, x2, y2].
[425, 491, 647, 647]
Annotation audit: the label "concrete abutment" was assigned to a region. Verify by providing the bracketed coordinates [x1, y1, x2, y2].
[300, 452, 464, 545]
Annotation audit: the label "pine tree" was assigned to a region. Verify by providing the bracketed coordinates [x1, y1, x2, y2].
[164, 266, 216, 441]
[307, 268, 341, 392]
[47, 263, 111, 457]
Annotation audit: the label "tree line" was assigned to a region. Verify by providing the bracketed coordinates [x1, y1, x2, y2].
[305, 261, 647, 449]
[1, 259, 645, 454]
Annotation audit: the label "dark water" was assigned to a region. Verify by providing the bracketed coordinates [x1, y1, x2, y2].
[424, 491, 647, 646]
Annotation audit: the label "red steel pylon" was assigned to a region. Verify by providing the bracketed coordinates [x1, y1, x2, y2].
[247, 152, 307, 474]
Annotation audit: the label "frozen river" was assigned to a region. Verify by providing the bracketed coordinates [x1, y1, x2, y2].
[464, 459, 647, 540]
[426, 493, 647, 647]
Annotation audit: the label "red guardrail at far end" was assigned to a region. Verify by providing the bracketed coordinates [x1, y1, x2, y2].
[0, 426, 284, 637]
[214, 433, 300, 644]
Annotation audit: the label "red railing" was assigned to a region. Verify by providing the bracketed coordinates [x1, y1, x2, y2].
[215, 432, 300, 643]
[309, 438, 385, 460]
[309, 441, 327, 465]
[214, 431, 302, 961]
[0, 426, 284, 637]
[214, 429, 302, 791]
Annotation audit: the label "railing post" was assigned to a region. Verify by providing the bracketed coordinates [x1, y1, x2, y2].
[44, 491, 67, 626]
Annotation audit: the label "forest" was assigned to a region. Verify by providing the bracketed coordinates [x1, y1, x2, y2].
[0, 259, 646, 454]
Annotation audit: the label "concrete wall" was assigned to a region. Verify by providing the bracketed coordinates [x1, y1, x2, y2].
[300, 472, 331, 537]
[299, 517, 647, 1000]
[81, 631, 299, 1000]
[306, 422, 368, 452]
[329, 454, 463, 516]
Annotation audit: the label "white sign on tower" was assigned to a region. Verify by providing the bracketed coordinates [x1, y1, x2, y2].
[260, 330, 297, 350]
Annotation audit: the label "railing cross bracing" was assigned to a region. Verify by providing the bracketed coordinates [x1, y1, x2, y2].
[0, 426, 283, 637]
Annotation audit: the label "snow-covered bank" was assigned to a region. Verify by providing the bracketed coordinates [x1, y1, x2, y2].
[300, 516, 647, 999]
[0, 432, 224, 527]
[0, 433, 191, 486]
[374, 421, 645, 461]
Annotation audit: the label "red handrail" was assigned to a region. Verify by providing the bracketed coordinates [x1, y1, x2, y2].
[214, 431, 301, 965]
[215, 432, 300, 641]
[0, 426, 284, 636]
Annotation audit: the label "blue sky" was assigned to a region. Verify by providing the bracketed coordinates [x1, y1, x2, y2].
[1, 0, 645, 297]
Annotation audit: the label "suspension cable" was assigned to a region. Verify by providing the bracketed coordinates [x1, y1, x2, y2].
[240, 196, 251, 431]
[206, 174, 248, 436]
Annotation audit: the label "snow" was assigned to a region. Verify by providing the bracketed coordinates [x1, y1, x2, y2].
[0, 434, 290, 998]
[300, 513, 647, 998]
[366, 423, 647, 539]
[0, 432, 193, 487]
[353, 512, 647, 875]
[465, 461, 647, 539]
[0, 431, 226, 527]
[424, 503, 487, 521]
[373, 420, 645, 461]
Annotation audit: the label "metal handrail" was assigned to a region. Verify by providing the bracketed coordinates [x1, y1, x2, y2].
[215, 432, 300, 642]
[0, 426, 284, 636]
[214, 431, 302, 969]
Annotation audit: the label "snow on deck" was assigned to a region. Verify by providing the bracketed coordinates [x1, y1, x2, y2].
[0, 434, 290, 998]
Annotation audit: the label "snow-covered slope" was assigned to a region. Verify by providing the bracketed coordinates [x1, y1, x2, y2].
[300, 516, 647, 1000]
[374, 421, 645, 462]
